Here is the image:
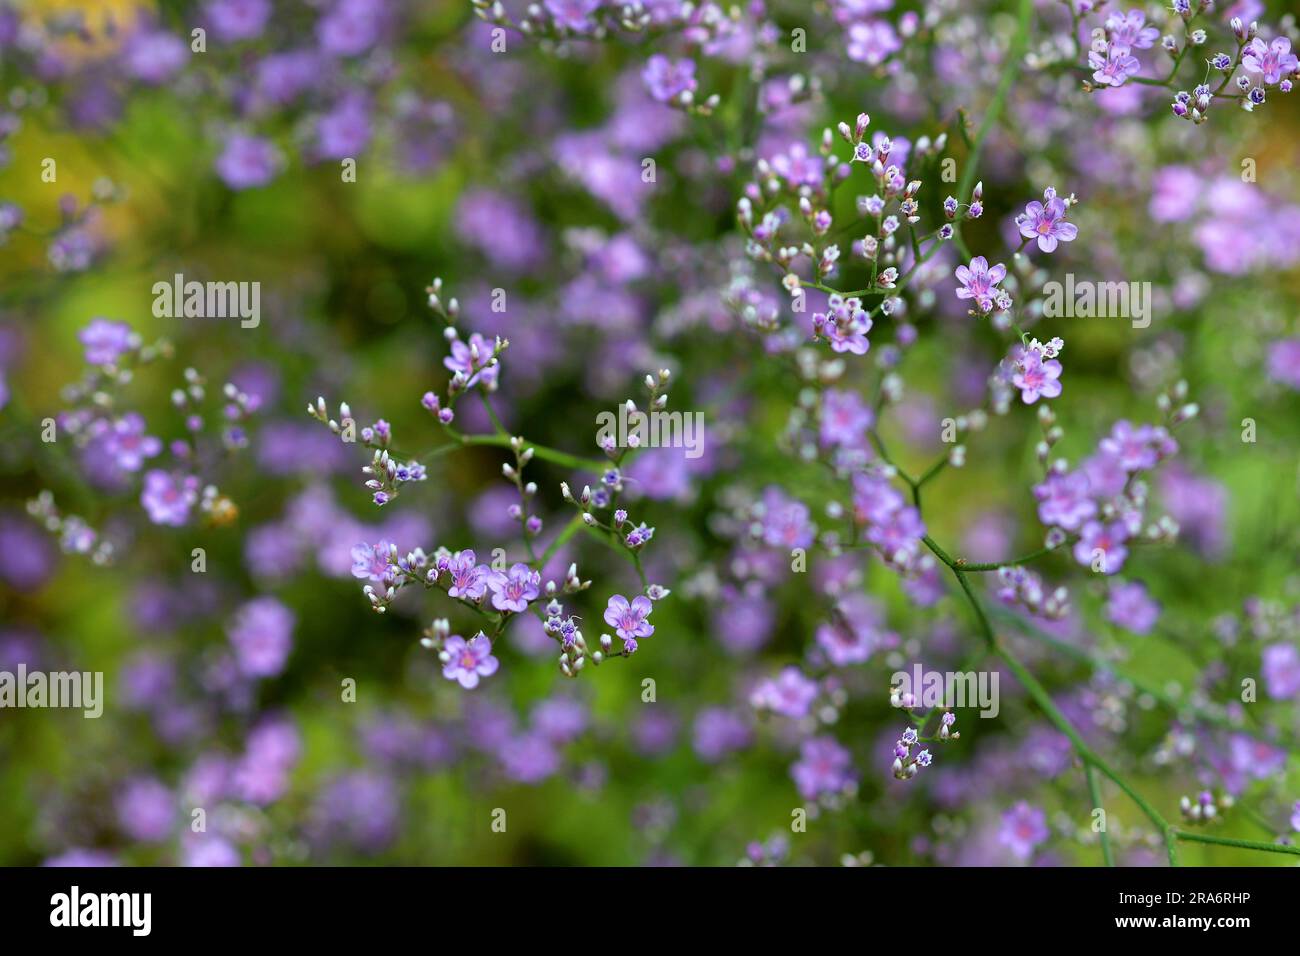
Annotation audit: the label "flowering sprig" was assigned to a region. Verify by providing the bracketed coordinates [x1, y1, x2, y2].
[30, 319, 250, 537]
[1074, 7, 1297, 120]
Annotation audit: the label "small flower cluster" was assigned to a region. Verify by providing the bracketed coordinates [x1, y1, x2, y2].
[1179, 789, 1233, 825]
[890, 721, 944, 781]
[1006, 337, 1065, 406]
[852, 471, 927, 572]
[1032, 390, 1193, 575]
[419, 621, 500, 690]
[1015, 188, 1078, 254]
[25, 491, 114, 564]
[995, 565, 1070, 620]
[306, 397, 426, 507]
[1081, 8, 1297, 122]
[35, 319, 249, 533]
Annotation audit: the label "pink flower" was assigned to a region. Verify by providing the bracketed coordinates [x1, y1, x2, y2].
[445, 549, 489, 601]
[642, 55, 697, 103]
[1033, 471, 1097, 531]
[1243, 36, 1299, 86]
[1073, 520, 1130, 574]
[441, 633, 498, 689]
[604, 594, 655, 644]
[1105, 10, 1159, 50]
[350, 540, 393, 583]
[1011, 348, 1063, 404]
[487, 562, 541, 613]
[1089, 43, 1140, 87]
[750, 666, 818, 718]
[1016, 189, 1078, 253]
[999, 802, 1048, 860]
[1098, 420, 1158, 472]
[846, 20, 901, 66]
[140, 470, 199, 526]
[1266, 338, 1300, 390]
[791, 735, 854, 799]
[954, 256, 1007, 311]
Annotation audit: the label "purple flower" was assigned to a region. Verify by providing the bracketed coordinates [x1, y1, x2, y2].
[846, 20, 901, 66]
[642, 55, 696, 103]
[768, 142, 824, 190]
[487, 562, 541, 613]
[1089, 43, 1140, 87]
[1266, 338, 1300, 390]
[1262, 643, 1300, 700]
[1073, 520, 1130, 574]
[818, 304, 873, 354]
[1098, 420, 1158, 472]
[531, 697, 588, 744]
[44, 849, 119, 867]
[350, 540, 393, 583]
[255, 51, 321, 105]
[1033, 470, 1097, 531]
[123, 30, 189, 85]
[816, 594, 889, 666]
[441, 633, 498, 689]
[1106, 581, 1160, 634]
[604, 593, 655, 644]
[140, 470, 199, 526]
[445, 549, 489, 601]
[315, 94, 372, 159]
[183, 835, 241, 867]
[443, 333, 499, 390]
[499, 732, 560, 783]
[1078, 452, 1126, 499]
[750, 666, 818, 719]
[954, 256, 1007, 311]
[310, 771, 399, 852]
[455, 190, 545, 272]
[1242, 36, 1298, 85]
[1016, 191, 1078, 253]
[1011, 348, 1063, 404]
[692, 707, 752, 762]
[999, 802, 1048, 860]
[819, 388, 875, 447]
[865, 505, 926, 561]
[227, 597, 294, 678]
[116, 777, 175, 842]
[791, 735, 855, 800]
[79, 318, 134, 366]
[1106, 10, 1160, 50]
[853, 473, 906, 525]
[316, 0, 385, 57]
[214, 134, 282, 190]
[96, 413, 162, 472]
[204, 0, 272, 42]
[1149, 165, 1200, 223]
[760, 486, 815, 550]
[544, 0, 603, 31]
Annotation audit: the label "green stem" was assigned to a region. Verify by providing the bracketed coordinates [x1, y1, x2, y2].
[955, 542, 1063, 572]
[459, 433, 608, 473]
[1086, 765, 1115, 867]
[995, 645, 1179, 865]
[1172, 830, 1300, 857]
[537, 513, 585, 569]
